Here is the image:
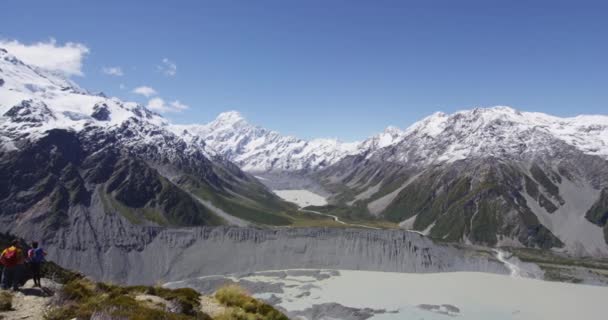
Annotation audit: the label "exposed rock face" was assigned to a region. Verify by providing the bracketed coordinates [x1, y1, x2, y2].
[317, 143, 608, 256]
[3, 99, 55, 124]
[3, 204, 507, 285]
[91, 103, 111, 121]
[586, 188, 608, 245]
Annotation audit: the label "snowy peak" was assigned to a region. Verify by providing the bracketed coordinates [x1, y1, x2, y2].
[378, 125, 405, 143]
[404, 111, 448, 137]
[383, 125, 404, 135]
[171, 112, 406, 172]
[203, 110, 249, 133]
[0, 47, 182, 154]
[377, 106, 608, 166]
[0, 48, 83, 96]
[357, 125, 406, 151]
[214, 110, 246, 124]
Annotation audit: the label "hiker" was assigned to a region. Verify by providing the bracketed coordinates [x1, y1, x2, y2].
[1, 240, 25, 291]
[27, 241, 46, 287]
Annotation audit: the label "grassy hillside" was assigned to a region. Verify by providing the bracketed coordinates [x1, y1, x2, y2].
[45, 278, 289, 320]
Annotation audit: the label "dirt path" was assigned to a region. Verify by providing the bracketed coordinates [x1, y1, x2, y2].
[0, 280, 55, 320]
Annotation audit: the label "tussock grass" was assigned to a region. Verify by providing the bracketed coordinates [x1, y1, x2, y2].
[45, 278, 211, 320]
[46, 281, 290, 320]
[215, 285, 288, 320]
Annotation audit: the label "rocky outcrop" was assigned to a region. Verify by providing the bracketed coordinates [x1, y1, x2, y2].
[3, 100, 56, 125]
[91, 103, 111, 121]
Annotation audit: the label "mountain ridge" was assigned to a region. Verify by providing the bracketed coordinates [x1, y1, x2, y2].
[0, 47, 295, 231]
[2, 45, 608, 258]
[176, 106, 608, 173]
[170, 110, 414, 172]
[174, 106, 608, 257]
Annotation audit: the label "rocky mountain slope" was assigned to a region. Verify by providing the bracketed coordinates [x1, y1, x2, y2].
[0, 47, 295, 234]
[316, 107, 608, 256]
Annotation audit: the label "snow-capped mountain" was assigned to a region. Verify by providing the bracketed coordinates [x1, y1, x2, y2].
[3, 44, 608, 257]
[172, 106, 608, 174]
[369, 106, 608, 166]
[0, 48, 225, 157]
[0, 47, 293, 234]
[317, 107, 608, 257]
[171, 111, 406, 172]
[166, 103, 608, 257]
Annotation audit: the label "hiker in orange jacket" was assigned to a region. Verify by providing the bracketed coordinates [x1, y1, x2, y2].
[1, 240, 25, 291]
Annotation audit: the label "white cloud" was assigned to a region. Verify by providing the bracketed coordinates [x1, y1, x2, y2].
[146, 97, 189, 113]
[132, 86, 157, 97]
[102, 66, 123, 76]
[169, 100, 189, 111]
[157, 58, 177, 76]
[0, 38, 89, 76]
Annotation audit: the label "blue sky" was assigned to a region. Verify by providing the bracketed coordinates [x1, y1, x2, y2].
[1, 0, 607, 140]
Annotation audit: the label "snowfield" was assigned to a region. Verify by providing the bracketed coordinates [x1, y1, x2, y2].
[273, 189, 328, 207]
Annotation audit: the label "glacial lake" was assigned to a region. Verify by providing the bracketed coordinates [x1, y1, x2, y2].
[166, 269, 607, 320]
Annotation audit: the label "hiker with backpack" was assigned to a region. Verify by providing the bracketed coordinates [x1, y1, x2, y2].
[0, 240, 25, 291]
[27, 241, 46, 287]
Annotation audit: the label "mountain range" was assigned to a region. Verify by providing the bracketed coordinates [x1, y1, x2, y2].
[1, 46, 608, 257]
[173, 103, 608, 257]
[0, 48, 296, 239]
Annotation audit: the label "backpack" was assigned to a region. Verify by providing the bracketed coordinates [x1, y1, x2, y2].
[1, 247, 20, 267]
[28, 248, 45, 263]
